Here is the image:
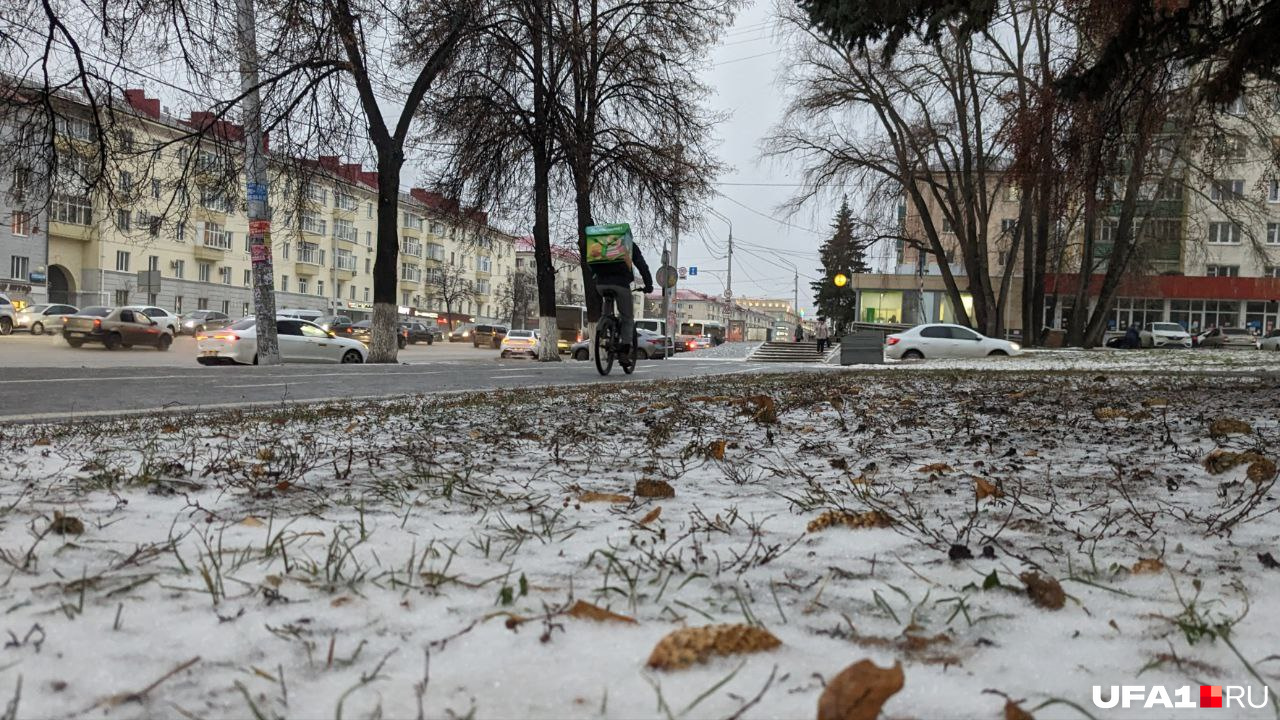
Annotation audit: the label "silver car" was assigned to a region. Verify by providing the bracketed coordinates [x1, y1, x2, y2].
[1139, 322, 1192, 349]
[15, 303, 79, 334]
[1259, 329, 1280, 351]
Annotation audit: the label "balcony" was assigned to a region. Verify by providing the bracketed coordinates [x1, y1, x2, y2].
[333, 226, 359, 245]
[335, 253, 357, 279]
[47, 219, 94, 243]
[295, 246, 324, 275]
[195, 232, 232, 260]
[401, 240, 423, 258]
[399, 267, 423, 283]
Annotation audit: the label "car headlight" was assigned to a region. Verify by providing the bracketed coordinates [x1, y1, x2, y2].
[1010, 342, 1021, 351]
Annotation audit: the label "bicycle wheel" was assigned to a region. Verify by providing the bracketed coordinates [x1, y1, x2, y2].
[594, 317, 616, 375]
[621, 329, 637, 374]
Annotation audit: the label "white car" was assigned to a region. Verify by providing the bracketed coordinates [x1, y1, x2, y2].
[125, 305, 182, 335]
[14, 303, 79, 334]
[196, 317, 367, 365]
[885, 323, 1022, 360]
[1259, 329, 1280, 351]
[499, 329, 540, 358]
[1139, 322, 1192, 349]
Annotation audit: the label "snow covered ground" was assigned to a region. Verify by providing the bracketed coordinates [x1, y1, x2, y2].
[0, 370, 1277, 718]
[675, 341, 762, 360]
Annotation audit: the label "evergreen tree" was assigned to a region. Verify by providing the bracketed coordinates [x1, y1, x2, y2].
[810, 197, 869, 334]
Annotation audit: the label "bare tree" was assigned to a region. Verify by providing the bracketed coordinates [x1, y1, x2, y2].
[424, 263, 476, 330]
[498, 268, 536, 328]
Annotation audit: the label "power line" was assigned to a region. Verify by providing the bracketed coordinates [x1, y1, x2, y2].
[713, 191, 825, 235]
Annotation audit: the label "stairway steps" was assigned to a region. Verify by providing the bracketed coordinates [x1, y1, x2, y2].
[747, 341, 835, 364]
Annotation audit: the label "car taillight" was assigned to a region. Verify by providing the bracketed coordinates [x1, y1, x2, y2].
[93, 318, 101, 328]
[886, 336, 900, 345]
[212, 333, 238, 341]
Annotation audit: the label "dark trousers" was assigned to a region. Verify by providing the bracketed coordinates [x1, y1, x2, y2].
[816, 338, 829, 353]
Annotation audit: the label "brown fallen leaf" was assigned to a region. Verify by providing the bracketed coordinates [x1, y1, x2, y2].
[639, 507, 662, 525]
[263, 575, 282, 588]
[1131, 557, 1165, 575]
[578, 492, 631, 504]
[647, 624, 780, 670]
[240, 517, 266, 527]
[707, 440, 727, 460]
[918, 463, 953, 474]
[743, 395, 778, 424]
[830, 457, 849, 471]
[635, 479, 675, 499]
[1248, 456, 1277, 483]
[160, 424, 180, 433]
[1004, 699, 1036, 720]
[1209, 417, 1252, 437]
[816, 659, 904, 720]
[975, 478, 1004, 500]
[33, 437, 51, 446]
[330, 596, 353, 607]
[565, 600, 636, 624]
[1093, 407, 1126, 420]
[807, 510, 893, 533]
[50, 512, 84, 535]
[1020, 571, 1065, 610]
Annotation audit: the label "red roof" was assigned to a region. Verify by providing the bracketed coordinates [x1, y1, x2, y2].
[515, 236, 581, 264]
[1045, 274, 1280, 301]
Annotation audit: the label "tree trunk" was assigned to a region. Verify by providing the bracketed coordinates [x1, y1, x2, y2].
[573, 174, 600, 358]
[369, 158, 402, 363]
[1030, 185, 1050, 345]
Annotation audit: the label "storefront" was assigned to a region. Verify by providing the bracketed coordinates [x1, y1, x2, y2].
[1044, 275, 1280, 334]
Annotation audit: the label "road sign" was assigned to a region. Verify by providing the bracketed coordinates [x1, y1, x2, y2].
[655, 265, 678, 289]
[677, 266, 687, 279]
[136, 270, 161, 294]
[688, 266, 698, 276]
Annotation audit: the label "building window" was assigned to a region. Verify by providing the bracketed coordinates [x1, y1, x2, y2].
[1207, 222, 1241, 244]
[221, 300, 230, 315]
[198, 262, 211, 283]
[1209, 179, 1244, 201]
[281, 275, 289, 293]
[365, 231, 372, 247]
[364, 287, 369, 301]
[1265, 266, 1280, 278]
[115, 251, 130, 271]
[242, 302, 250, 316]
[10, 256, 29, 280]
[116, 209, 131, 231]
[51, 194, 92, 226]
[317, 280, 324, 297]
[174, 296, 183, 313]
[197, 297, 209, 310]
[147, 293, 157, 305]
[219, 266, 232, 285]
[119, 171, 133, 195]
[1269, 180, 1280, 203]
[244, 269, 251, 286]
[114, 289, 129, 305]
[364, 258, 371, 274]
[177, 222, 186, 242]
[148, 255, 159, 271]
[149, 216, 161, 237]
[1206, 264, 1240, 277]
[1268, 223, 1280, 245]
[366, 203, 373, 219]
[1220, 95, 1247, 115]
[151, 178, 161, 200]
[298, 277, 309, 294]
[402, 291, 410, 305]
[173, 259, 185, 279]
[350, 285, 356, 300]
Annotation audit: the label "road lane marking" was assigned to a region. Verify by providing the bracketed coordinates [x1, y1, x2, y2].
[0, 369, 448, 384]
[223, 382, 290, 389]
[491, 374, 537, 379]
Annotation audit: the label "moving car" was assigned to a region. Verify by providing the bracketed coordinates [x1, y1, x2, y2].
[63, 306, 174, 351]
[1259, 328, 1280, 351]
[15, 303, 79, 334]
[1197, 326, 1257, 349]
[1139, 322, 1192, 349]
[571, 328, 669, 361]
[126, 306, 182, 335]
[315, 314, 352, 332]
[500, 329, 540, 358]
[179, 309, 232, 335]
[448, 323, 476, 342]
[0, 294, 13, 335]
[884, 323, 1022, 360]
[341, 320, 408, 349]
[471, 324, 508, 348]
[196, 317, 367, 365]
[401, 321, 439, 345]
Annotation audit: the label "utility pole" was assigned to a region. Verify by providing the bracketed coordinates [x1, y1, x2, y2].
[237, 0, 280, 365]
[793, 269, 798, 323]
[663, 146, 682, 356]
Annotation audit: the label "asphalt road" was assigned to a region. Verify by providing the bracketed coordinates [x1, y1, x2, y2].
[0, 348, 766, 421]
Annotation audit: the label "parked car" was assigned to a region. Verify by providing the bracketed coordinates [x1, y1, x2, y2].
[315, 314, 353, 332]
[884, 323, 1022, 360]
[63, 306, 174, 350]
[179, 309, 232, 335]
[1259, 328, 1280, 351]
[196, 317, 366, 365]
[401, 321, 438, 345]
[0, 294, 17, 335]
[127, 306, 182, 335]
[1198, 326, 1257, 349]
[341, 320, 408, 349]
[1139, 322, 1192, 349]
[448, 323, 476, 342]
[278, 308, 325, 323]
[471, 324, 509, 348]
[500, 329, 541, 358]
[14, 303, 79, 334]
[571, 328, 669, 360]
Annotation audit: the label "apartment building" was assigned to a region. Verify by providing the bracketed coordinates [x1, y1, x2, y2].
[34, 88, 516, 324]
[735, 297, 802, 330]
[1, 117, 47, 305]
[643, 288, 775, 340]
[514, 236, 583, 306]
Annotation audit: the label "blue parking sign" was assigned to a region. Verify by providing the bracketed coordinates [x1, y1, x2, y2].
[689, 266, 698, 276]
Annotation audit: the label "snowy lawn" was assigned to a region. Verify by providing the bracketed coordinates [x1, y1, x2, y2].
[0, 370, 1278, 719]
[869, 347, 1280, 374]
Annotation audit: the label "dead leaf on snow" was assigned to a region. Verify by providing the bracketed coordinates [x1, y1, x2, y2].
[646, 624, 780, 671]
[1142, 397, 1169, 408]
[816, 659, 904, 720]
[1019, 571, 1065, 610]
[975, 478, 1004, 500]
[239, 517, 266, 527]
[639, 507, 662, 525]
[33, 437, 50, 446]
[742, 395, 778, 424]
[1204, 450, 1275, 482]
[160, 423, 180, 433]
[49, 512, 84, 535]
[330, 596, 353, 607]
[1004, 699, 1036, 720]
[634, 479, 675, 499]
[918, 463, 953, 474]
[1248, 456, 1277, 483]
[1209, 417, 1253, 437]
[707, 440, 727, 460]
[263, 575, 282, 588]
[565, 600, 636, 624]
[830, 457, 849, 471]
[807, 510, 893, 533]
[578, 492, 631, 504]
[1131, 557, 1165, 574]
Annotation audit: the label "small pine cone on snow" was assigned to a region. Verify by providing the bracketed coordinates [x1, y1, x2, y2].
[646, 624, 781, 670]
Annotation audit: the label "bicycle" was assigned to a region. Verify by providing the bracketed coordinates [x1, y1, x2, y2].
[594, 287, 637, 376]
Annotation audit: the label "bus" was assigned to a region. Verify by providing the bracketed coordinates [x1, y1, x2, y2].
[556, 304, 587, 344]
[679, 320, 726, 346]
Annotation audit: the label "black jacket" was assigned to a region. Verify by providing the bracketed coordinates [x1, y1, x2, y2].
[591, 243, 652, 289]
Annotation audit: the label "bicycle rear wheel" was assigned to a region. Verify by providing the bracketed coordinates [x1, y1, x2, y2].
[594, 317, 616, 375]
[621, 329, 637, 374]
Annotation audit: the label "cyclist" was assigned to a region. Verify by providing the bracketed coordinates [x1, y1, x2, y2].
[589, 238, 654, 357]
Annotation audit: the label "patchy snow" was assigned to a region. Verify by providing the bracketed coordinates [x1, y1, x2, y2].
[0, 371, 1277, 718]
[855, 347, 1280, 374]
[675, 341, 761, 360]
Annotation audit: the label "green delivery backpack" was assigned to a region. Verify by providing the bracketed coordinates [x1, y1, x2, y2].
[585, 223, 633, 265]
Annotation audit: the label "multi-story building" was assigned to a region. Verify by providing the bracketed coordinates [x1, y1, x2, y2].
[514, 236, 583, 306]
[645, 288, 776, 340]
[2, 115, 48, 305]
[34, 87, 516, 324]
[735, 297, 802, 330]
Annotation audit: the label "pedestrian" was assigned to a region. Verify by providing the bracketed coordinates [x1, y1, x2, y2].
[794, 323, 803, 343]
[1123, 323, 1140, 349]
[815, 319, 830, 353]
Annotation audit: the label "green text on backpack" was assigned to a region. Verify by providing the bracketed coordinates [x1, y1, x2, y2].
[585, 223, 633, 265]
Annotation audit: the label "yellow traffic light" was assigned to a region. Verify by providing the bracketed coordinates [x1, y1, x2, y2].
[833, 273, 848, 287]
